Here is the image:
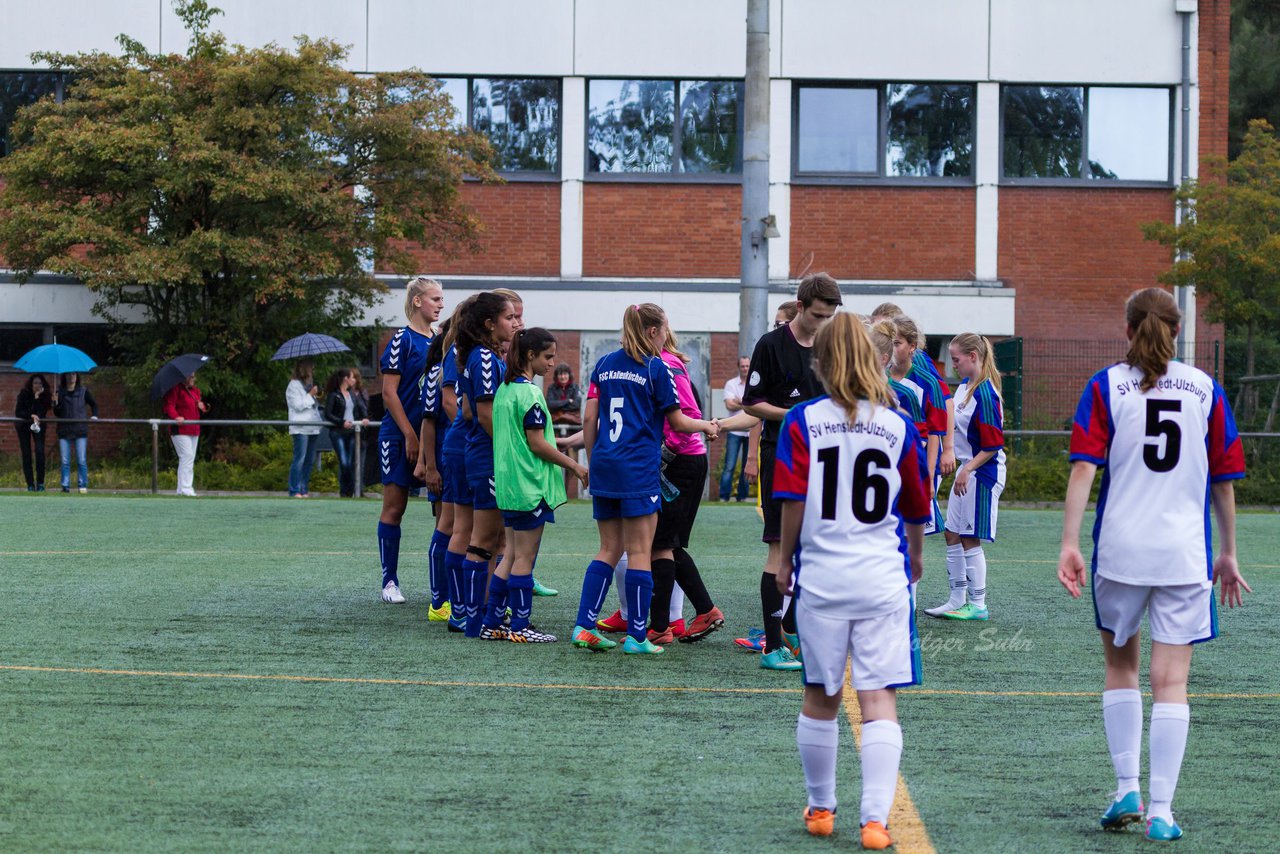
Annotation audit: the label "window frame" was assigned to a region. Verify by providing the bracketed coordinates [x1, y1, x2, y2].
[999, 83, 1175, 187]
[584, 77, 744, 184]
[0, 69, 67, 158]
[791, 80, 977, 186]
[434, 74, 563, 182]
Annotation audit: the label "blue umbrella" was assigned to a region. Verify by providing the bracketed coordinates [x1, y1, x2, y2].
[271, 333, 351, 361]
[150, 353, 211, 401]
[14, 343, 97, 375]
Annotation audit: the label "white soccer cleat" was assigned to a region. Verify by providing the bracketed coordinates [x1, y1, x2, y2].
[381, 581, 406, 604]
[924, 599, 964, 617]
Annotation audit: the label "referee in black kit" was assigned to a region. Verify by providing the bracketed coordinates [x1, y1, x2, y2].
[742, 272, 842, 670]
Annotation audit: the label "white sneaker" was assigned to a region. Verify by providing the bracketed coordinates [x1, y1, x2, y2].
[78, 487, 88, 494]
[381, 581, 406, 604]
[924, 599, 965, 617]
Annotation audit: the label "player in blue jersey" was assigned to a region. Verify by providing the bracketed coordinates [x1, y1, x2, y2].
[871, 305, 956, 481]
[570, 303, 719, 655]
[375, 276, 444, 605]
[454, 292, 520, 638]
[435, 296, 479, 633]
[1059, 288, 1249, 842]
[773, 314, 929, 851]
[416, 311, 463, 623]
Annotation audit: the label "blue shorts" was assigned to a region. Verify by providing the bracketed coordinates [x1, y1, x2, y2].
[468, 467, 498, 511]
[379, 431, 424, 490]
[502, 500, 555, 531]
[443, 454, 472, 506]
[592, 493, 661, 521]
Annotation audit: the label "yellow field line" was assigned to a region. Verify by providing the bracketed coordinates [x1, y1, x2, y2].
[842, 667, 936, 854]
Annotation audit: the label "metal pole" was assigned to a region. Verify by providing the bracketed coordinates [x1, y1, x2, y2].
[1176, 7, 1194, 363]
[150, 420, 160, 494]
[739, 0, 770, 359]
[354, 423, 364, 498]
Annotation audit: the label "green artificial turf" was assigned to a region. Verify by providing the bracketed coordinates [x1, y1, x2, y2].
[0, 495, 1276, 852]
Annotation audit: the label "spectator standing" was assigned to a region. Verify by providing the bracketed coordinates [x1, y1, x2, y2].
[162, 373, 207, 497]
[324, 368, 368, 497]
[718, 355, 752, 501]
[286, 359, 323, 497]
[14, 374, 52, 491]
[545, 364, 583, 427]
[52, 372, 98, 494]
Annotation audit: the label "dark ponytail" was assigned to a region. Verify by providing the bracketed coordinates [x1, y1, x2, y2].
[505, 327, 557, 383]
[1124, 288, 1180, 391]
[454, 292, 511, 371]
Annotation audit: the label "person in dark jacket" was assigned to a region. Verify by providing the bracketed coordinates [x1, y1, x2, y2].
[545, 363, 582, 426]
[323, 368, 370, 497]
[52, 372, 98, 493]
[14, 374, 52, 491]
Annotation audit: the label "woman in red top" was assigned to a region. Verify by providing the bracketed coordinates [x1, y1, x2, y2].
[162, 374, 207, 496]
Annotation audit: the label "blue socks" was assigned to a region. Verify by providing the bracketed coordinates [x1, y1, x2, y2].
[483, 574, 509, 629]
[428, 530, 449, 608]
[445, 549, 465, 624]
[462, 559, 488, 637]
[377, 521, 400, 588]
[625, 569, 654, 642]
[575, 560, 614, 630]
[509, 575, 534, 631]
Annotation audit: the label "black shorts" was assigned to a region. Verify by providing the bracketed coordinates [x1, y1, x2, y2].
[653, 452, 708, 551]
[760, 442, 780, 543]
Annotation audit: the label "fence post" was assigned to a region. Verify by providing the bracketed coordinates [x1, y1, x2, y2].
[354, 423, 364, 498]
[150, 420, 160, 494]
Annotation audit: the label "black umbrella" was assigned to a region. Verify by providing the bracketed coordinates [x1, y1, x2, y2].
[271, 333, 350, 361]
[150, 354, 211, 401]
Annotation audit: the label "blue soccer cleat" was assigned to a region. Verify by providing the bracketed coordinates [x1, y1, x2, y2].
[1144, 816, 1183, 842]
[1100, 791, 1143, 831]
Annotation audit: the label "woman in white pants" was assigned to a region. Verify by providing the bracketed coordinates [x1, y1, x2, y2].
[162, 373, 207, 496]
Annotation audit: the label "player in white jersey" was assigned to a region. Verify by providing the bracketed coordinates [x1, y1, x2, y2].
[773, 314, 930, 851]
[1058, 288, 1249, 843]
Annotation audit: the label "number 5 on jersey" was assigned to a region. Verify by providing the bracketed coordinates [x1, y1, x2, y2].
[609, 398, 624, 442]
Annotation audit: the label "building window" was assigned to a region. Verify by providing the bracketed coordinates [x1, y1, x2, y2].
[0, 72, 63, 157]
[436, 77, 560, 174]
[794, 82, 974, 179]
[1003, 85, 1171, 182]
[587, 79, 742, 176]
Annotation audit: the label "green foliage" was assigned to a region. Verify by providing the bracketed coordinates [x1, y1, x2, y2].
[1231, 0, 1280, 158]
[0, 0, 498, 420]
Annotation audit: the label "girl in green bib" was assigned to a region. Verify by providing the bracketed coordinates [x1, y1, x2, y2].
[487, 327, 589, 643]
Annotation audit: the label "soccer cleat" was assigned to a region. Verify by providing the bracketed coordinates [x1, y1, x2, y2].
[647, 628, 674, 645]
[803, 806, 835, 837]
[760, 647, 802, 671]
[508, 625, 557, 643]
[924, 599, 965, 617]
[571, 625, 617, 651]
[734, 628, 765, 652]
[669, 618, 687, 638]
[596, 610, 628, 633]
[1100, 791, 1144, 831]
[479, 625, 509, 641]
[782, 630, 802, 661]
[381, 581, 406, 604]
[939, 602, 989, 621]
[531, 579, 559, 597]
[1144, 816, 1183, 842]
[680, 606, 725, 643]
[427, 602, 452, 622]
[447, 618, 466, 634]
[622, 636, 664, 655]
[860, 821, 893, 850]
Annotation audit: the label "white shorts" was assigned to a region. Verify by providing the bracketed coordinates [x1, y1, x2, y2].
[795, 597, 921, 695]
[944, 476, 1003, 541]
[1093, 574, 1217, 647]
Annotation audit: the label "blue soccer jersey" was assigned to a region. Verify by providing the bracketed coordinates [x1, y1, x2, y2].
[421, 361, 448, 471]
[464, 345, 505, 479]
[378, 326, 431, 440]
[588, 348, 680, 498]
[442, 345, 469, 460]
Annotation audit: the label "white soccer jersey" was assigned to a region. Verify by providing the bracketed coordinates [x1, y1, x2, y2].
[1070, 361, 1245, 586]
[773, 396, 931, 619]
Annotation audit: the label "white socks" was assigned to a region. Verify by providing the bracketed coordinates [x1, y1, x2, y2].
[860, 720, 903, 826]
[963, 547, 987, 607]
[796, 714, 839, 811]
[945, 544, 967, 607]
[1102, 689, 1142, 796]
[1148, 703, 1190, 822]
[614, 554, 683, 622]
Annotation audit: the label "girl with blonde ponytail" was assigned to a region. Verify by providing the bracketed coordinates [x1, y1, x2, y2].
[924, 332, 1006, 621]
[772, 312, 930, 850]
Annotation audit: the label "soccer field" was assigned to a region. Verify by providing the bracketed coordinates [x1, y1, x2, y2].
[1, 495, 1276, 853]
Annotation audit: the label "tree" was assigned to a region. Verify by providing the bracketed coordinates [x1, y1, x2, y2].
[0, 0, 497, 420]
[1230, 0, 1280, 158]
[1143, 119, 1280, 382]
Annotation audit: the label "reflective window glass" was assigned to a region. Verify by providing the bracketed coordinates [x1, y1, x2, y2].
[886, 84, 974, 177]
[1087, 87, 1170, 181]
[0, 72, 60, 157]
[797, 86, 878, 173]
[587, 79, 676, 173]
[472, 78, 559, 172]
[435, 77, 468, 129]
[1003, 86, 1084, 178]
[679, 80, 741, 174]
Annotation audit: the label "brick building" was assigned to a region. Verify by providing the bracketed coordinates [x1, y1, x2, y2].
[1, 0, 1229, 455]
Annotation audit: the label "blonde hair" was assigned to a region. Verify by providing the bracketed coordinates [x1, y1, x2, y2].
[443, 294, 478, 353]
[870, 302, 904, 320]
[1125, 287, 1180, 392]
[950, 332, 1002, 403]
[813, 314, 897, 418]
[491, 287, 522, 305]
[867, 318, 898, 364]
[662, 326, 691, 365]
[404, 276, 442, 320]
[892, 315, 925, 350]
[620, 303, 666, 363]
